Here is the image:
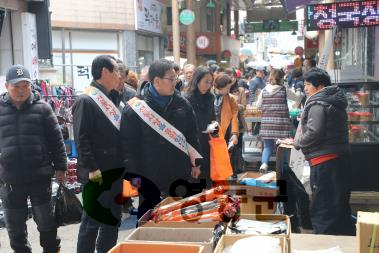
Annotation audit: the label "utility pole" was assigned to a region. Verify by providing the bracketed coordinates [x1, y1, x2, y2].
[172, 0, 180, 64]
[186, 0, 196, 65]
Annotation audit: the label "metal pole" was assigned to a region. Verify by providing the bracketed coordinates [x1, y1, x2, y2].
[186, 0, 196, 65]
[172, 0, 180, 64]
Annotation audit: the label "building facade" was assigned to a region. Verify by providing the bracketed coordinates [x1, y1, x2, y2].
[49, 0, 165, 92]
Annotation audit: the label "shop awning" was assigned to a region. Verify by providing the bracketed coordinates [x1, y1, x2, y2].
[280, 0, 313, 13]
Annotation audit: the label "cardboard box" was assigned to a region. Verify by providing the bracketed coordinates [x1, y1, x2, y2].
[226, 214, 291, 238]
[213, 234, 288, 253]
[237, 171, 279, 198]
[357, 211, 379, 253]
[227, 214, 291, 252]
[238, 195, 277, 214]
[108, 242, 204, 253]
[126, 227, 214, 253]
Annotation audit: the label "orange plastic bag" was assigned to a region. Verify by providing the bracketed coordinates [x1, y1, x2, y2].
[122, 180, 138, 198]
[209, 128, 233, 181]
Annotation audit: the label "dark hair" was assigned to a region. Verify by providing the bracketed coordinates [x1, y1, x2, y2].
[148, 59, 174, 82]
[209, 64, 218, 73]
[291, 68, 303, 79]
[216, 67, 225, 73]
[214, 74, 232, 89]
[269, 69, 284, 86]
[172, 63, 180, 72]
[308, 59, 317, 68]
[189, 67, 213, 93]
[225, 68, 236, 77]
[91, 55, 117, 80]
[303, 67, 331, 88]
[117, 61, 129, 77]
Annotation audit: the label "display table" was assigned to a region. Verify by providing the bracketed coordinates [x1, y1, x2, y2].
[292, 234, 356, 252]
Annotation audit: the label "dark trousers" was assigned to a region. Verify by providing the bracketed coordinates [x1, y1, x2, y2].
[77, 168, 124, 253]
[278, 148, 312, 231]
[0, 180, 60, 253]
[310, 156, 356, 235]
[136, 177, 162, 221]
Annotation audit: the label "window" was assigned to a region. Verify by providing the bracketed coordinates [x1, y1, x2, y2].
[367, 27, 375, 77]
[167, 7, 172, 26]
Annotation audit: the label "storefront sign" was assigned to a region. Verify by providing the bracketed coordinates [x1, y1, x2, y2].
[21, 13, 39, 80]
[196, 36, 209, 49]
[135, 0, 164, 34]
[244, 20, 298, 33]
[306, 1, 379, 31]
[167, 32, 221, 55]
[179, 9, 195, 25]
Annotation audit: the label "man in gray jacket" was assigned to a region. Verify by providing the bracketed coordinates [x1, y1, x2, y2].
[0, 65, 67, 252]
[294, 67, 355, 235]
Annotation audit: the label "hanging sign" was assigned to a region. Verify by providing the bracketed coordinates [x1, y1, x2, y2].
[318, 28, 336, 70]
[21, 13, 39, 80]
[196, 35, 210, 49]
[306, 1, 379, 31]
[179, 9, 195, 25]
[136, 0, 164, 34]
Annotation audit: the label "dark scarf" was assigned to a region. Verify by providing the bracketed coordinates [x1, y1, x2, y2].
[148, 83, 172, 109]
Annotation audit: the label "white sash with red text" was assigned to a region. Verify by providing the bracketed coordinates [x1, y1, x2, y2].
[83, 86, 121, 130]
[128, 97, 202, 166]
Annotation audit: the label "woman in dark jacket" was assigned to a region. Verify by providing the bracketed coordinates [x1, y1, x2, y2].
[185, 67, 215, 188]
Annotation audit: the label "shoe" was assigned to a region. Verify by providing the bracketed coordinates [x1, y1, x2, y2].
[259, 163, 268, 174]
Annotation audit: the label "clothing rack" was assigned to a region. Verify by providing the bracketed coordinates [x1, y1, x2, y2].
[42, 95, 77, 97]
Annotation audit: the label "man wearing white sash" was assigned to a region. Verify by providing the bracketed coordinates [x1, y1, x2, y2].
[120, 59, 202, 219]
[73, 55, 125, 253]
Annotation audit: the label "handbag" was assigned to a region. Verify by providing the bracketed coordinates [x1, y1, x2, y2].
[209, 128, 233, 181]
[55, 183, 83, 226]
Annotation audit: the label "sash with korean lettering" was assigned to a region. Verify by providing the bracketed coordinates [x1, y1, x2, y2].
[128, 97, 202, 166]
[83, 86, 121, 130]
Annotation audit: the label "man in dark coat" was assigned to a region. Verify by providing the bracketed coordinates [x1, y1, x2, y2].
[120, 59, 202, 219]
[248, 67, 266, 104]
[0, 65, 67, 252]
[73, 55, 125, 253]
[294, 67, 355, 235]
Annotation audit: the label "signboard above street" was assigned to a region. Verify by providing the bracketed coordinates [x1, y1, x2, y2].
[135, 0, 164, 34]
[245, 20, 298, 33]
[179, 9, 195, 25]
[306, 0, 379, 31]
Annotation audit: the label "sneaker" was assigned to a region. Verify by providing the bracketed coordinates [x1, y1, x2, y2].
[259, 163, 268, 174]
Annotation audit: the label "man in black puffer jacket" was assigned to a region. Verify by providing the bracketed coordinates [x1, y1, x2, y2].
[0, 65, 67, 253]
[294, 67, 355, 235]
[120, 59, 202, 219]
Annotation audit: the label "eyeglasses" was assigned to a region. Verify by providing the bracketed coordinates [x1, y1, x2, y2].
[162, 76, 178, 83]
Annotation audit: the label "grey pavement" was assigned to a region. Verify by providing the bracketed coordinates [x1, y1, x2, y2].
[0, 214, 137, 252]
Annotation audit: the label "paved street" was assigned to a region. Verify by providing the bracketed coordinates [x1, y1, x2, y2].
[0, 214, 137, 252]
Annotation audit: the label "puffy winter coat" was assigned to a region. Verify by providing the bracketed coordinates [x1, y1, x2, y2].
[294, 85, 350, 160]
[0, 92, 67, 184]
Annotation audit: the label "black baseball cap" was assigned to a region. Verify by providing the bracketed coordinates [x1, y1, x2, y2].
[5, 65, 32, 85]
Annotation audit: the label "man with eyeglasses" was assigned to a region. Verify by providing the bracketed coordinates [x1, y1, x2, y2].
[120, 59, 202, 220]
